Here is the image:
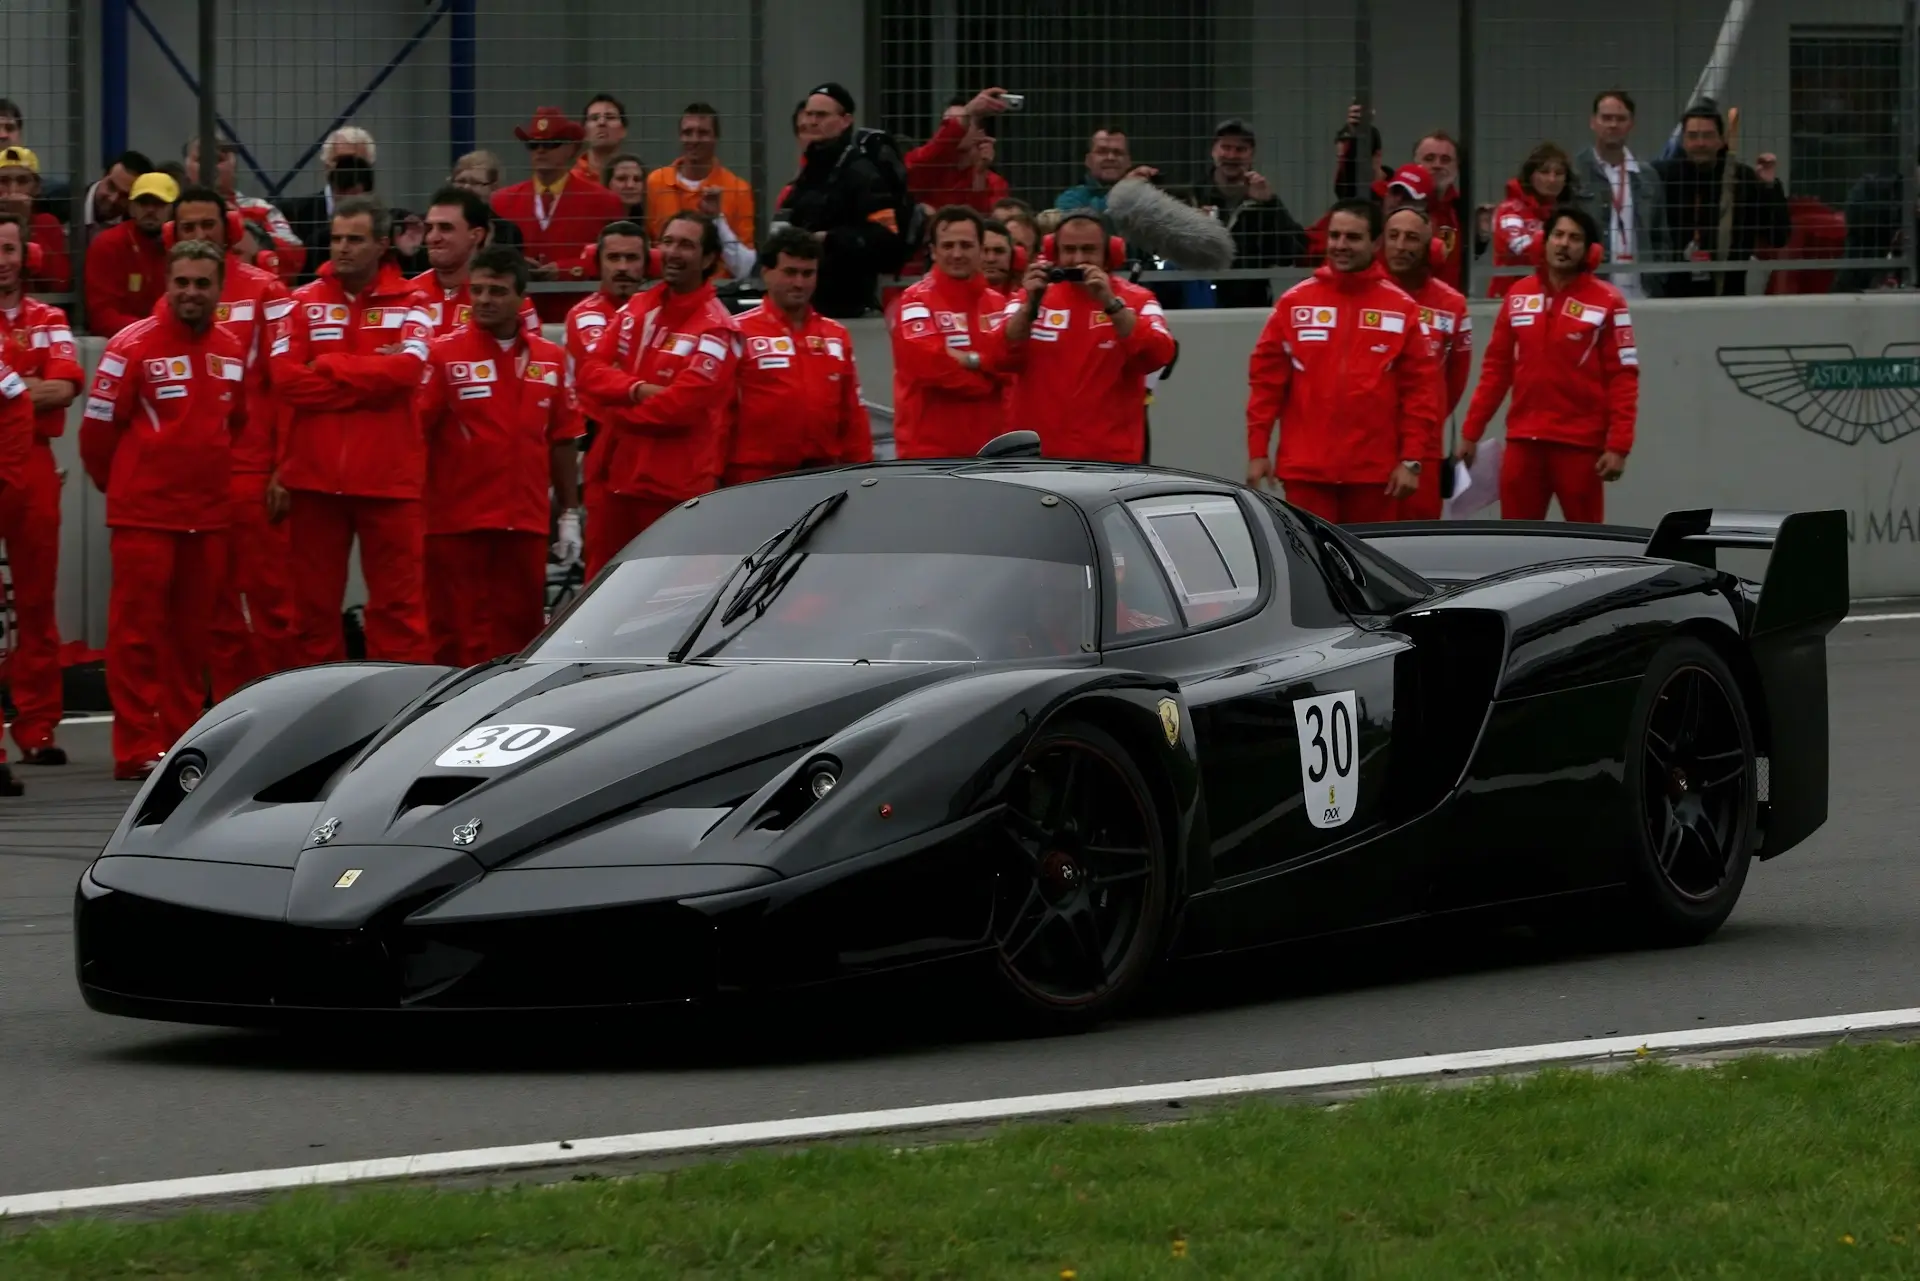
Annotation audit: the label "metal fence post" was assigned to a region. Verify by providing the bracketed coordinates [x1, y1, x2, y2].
[1457, 0, 1474, 296]
[197, 0, 218, 192]
[1904, 0, 1918, 287]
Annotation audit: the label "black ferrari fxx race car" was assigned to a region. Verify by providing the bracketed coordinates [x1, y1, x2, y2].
[74, 433, 1848, 1029]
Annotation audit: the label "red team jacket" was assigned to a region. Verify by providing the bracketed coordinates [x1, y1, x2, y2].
[79, 304, 248, 530]
[563, 290, 623, 392]
[1462, 270, 1639, 456]
[151, 256, 292, 475]
[489, 177, 627, 321]
[0, 298, 83, 442]
[1246, 262, 1444, 484]
[1399, 272, 1473, 424]
[268, 262, 433, 499]
[1000, 280, 1175, 462]
[574, 281, 739, 503]
[407, 268, 540, 340]
[889, 269, 1009, 458]
[418, 322, 583, 535]
[83, 221, 170, 337]
[905, 117, 1012, 214]
[731, 299, 873, 471]
[1488, 180, 1555, 298]
[0, 357, 33, 488]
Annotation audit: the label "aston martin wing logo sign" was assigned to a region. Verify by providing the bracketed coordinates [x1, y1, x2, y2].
[1719, 344, 1920, 445]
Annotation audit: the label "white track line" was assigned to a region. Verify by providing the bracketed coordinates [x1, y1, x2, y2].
[1843, 612, 1920, 623]
[5, 1005, 1920, 1219]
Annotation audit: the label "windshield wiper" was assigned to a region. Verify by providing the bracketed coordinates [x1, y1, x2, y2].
[664, 489, 848, 663]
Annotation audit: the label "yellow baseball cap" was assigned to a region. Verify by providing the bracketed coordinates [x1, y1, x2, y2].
[0, 146, 39, 174]
[130, 172, 180, 203]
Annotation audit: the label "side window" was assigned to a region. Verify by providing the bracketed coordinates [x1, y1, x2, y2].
[1099, 507, 1181, 643]
[1127, 494, 1261, 627]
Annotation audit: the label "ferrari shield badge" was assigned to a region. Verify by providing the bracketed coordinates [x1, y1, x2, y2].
[1158, 698, 1180, 746]
[334, 869, 362, 889]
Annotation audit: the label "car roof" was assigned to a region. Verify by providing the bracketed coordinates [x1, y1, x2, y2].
[812, 457, 1247, 505]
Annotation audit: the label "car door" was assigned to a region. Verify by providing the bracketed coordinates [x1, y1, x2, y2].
[1116, 494, 1420, 943]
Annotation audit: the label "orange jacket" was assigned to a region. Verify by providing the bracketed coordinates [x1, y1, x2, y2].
[151, 256, 291, 474]
[1246, 262, 1444, 484]
[889, 269, 1009, 459]
[0, 298, 83, 441]
[731, 299, 872, 472]
[418, 322, 582, 535]
[645, 161, 756, 277]
[574, 281, 739, 502]
[268, 262, 433, 498]
[1462, 269, 1639, 455]
[83, 220, 169, 337]
[1396, 270, 1473, 433]
[79, 303, 247, 530]
[1001, 280, 1174, 463]
[407, 268, 540, 340]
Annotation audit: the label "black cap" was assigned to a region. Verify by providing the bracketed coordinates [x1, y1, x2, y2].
[1215, 118, 1255, 142]
[1682, 96, 1725, 133]
[808, 82, 855, 114]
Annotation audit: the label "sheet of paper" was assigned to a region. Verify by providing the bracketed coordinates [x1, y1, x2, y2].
[1443, 437, 1503, 519]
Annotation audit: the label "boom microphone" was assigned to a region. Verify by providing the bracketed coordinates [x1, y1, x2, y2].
[1105, 177, 1237, 273]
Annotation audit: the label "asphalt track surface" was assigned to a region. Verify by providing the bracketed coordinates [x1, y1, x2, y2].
[4, 616, 1918, 1200]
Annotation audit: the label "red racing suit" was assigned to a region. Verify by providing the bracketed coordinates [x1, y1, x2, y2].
[79, 306, 247, 774]
[729, 298, 872, 483]
[0, 354, 40, 768]
[1246, 261, 1444, 490]
[268, 261, 434, 664]
[563, 290, 626, 498]
[1394, 270, 1472, 520]
[0, 299, 81, 752]
[83, 220, 170, 337]
[1000, 279, 1175, 463]
[574, 281, 739, 575]
[905, 117, 1011, 214]
[418, 322, 583, 666]
[888, 269, 1009, 459]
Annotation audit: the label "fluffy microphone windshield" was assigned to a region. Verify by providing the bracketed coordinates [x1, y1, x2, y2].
[1105, 177, 1237, 273]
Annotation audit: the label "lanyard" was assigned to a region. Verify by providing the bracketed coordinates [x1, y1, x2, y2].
[534, 186, 559, 230]
[1608, 162, 1634, 260]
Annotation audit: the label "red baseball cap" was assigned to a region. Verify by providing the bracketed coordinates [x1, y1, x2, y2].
[1384, 164, 1433, 203]
[514, 107, 585, 144]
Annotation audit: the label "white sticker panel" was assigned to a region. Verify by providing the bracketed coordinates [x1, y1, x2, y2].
[433, 723, 576, 769]
[1292, 690, 1360, 830]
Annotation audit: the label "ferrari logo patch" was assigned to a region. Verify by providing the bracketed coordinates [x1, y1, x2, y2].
[1158, 698, 1180, 746]
[334, 868, 361, 888]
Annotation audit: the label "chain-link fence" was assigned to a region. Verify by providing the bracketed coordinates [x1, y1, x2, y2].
[11, 0, 1918, 323]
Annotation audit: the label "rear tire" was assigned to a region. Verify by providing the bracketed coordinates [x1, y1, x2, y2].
[984, 719, 1170, 1033]
[1620, 637, 1758, 945]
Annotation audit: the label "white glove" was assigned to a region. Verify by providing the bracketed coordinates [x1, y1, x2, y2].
[553, 511, 583, 567]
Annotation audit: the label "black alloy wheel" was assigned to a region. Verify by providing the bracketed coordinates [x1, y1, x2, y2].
[1623, 638, 1757, 944]
[989, 720, 1168, 1028]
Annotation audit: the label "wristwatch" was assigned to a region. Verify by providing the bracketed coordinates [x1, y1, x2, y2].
[1102, 297, 1125, 316]
[1400, 460, 1423, 474]
[959, 351, 981, 371]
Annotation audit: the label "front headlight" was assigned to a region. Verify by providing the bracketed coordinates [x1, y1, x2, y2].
[808, 768, 838, 800]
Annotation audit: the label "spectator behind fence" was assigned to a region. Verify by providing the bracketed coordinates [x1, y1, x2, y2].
[1459, 206, 1638, 524]
[1489, 143, 1570, 297]
[889, 205, 1009, 459]
[1245, 198, 1441, 525]
[0, 98, 18, 149]
[1196, 118, 1306, 308]
[574, 94, 630, 187]
[279, 130, 377, 282]
[0, 149, 70, 297]
[449, 150, 525, 256]
[418, 245, 582, 669]
[0, 212, 79, 773]
[779, 82, 909, 319]
[1057, 128, 1156, 212]
[85, 170, 175, 335]
[1002, 209, 1175, 464]
[410, 185, 537, 339]
[79, 150, 154, 250]
[1571, 90, 1666, 300]
[80, 240, 248, 781]
[491, 107, 626, 321]
[184, 137, 304, 275]
[729, 226, 872, 485]
[603, 153, 646, 220]
[1832, 148, 1920, 292]
[267, 196, 435, 667]
[981, 217, 1017, 291]
[1654, 99, 1789, 298]
[1381, 203, 1471, 520]
[647, 103, 757, 282]
[993, 197, 1038, 257]
[906, 88, 1011, 215]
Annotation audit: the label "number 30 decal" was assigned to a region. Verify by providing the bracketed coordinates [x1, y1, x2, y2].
[1292, 691, 1359, 830]
[434, 723, 576, 769]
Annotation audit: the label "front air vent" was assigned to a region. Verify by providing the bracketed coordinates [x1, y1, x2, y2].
[254, 735, 376, 804]
[398, 774, 486, 817]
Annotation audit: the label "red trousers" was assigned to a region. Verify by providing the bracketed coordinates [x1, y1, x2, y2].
[427, 530, 549, 668]
[3, 445, 64, 751]
[208, 470, 296, 700]
[585, 492, 676, 580]
[1500, 439, 1605, 523]
[287, 491, 430, 666]
[107, 527, 226, 773]
[1280, 481, 1404, 525]
[1400, 459, 1445, 521]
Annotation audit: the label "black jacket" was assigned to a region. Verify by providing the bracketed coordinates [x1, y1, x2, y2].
[778, 130, 906, 319]
[1196, 178, 1307, 308]
[1653, 151, 1790, 297]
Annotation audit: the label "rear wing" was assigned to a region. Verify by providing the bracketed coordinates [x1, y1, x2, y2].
[1643, 508, 1849, 639]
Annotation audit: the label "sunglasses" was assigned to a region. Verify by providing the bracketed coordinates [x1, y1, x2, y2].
[527, 140, 567, 151]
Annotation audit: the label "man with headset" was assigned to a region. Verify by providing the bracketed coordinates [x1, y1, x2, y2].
[1000, 209, 1175, 463]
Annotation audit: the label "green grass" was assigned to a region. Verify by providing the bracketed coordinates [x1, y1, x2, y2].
[13, 1042, 1920, 1279]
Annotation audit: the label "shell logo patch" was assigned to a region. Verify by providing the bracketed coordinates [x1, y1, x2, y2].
[1042, 308, 1071, 329]
[327, 304, 350, 323]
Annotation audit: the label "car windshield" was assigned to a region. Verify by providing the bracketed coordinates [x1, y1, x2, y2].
[528, 552, 1095, 663]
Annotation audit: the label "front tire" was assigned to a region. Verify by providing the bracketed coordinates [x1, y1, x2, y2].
[986, 719, 1170, 1031]
[1620, 637, 1758, 945]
